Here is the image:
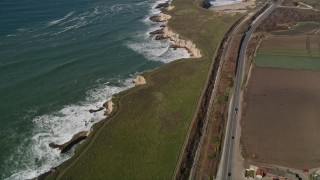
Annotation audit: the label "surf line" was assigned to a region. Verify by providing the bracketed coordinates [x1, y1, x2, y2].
[148, 0, 202, 58]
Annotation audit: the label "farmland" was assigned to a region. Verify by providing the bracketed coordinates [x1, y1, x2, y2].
[241, 67, 320, 169]
[255, 34, 320, 69]
[272, 22, 320, 35]
[241, 22, 320, 170]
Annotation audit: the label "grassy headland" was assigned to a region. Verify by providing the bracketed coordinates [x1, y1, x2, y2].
[46, 0, 240, 179]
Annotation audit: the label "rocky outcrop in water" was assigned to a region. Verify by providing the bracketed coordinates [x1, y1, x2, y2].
[89, 107, 104, 113]
[155, 1, 175, 11]
[149, 14, 171, 22]
[149, 28, 164, 35]
[155, 2, 170, 9]
[49, 131, 89, 153]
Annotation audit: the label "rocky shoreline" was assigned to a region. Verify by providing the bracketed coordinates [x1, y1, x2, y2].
[148, 1, 202, 58]
[47, 75, 146, 154]
[37, 74, 148, 179]
[47, 0, 201, 155]
[37, 0, 200, 178]
[46, 1, 200, 156]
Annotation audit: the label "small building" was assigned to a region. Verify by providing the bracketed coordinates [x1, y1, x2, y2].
[256, 168, 264, 179]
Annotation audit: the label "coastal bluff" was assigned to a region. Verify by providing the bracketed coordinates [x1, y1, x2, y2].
[163, 27, 201, 58]
[148, 0, 200, 58]
[158, 27, 202, 58]
[151, 26, 202, 58]
[132, 75, 146, 86]
[103, 100, 114, 115]
[149, 12, 201, 58]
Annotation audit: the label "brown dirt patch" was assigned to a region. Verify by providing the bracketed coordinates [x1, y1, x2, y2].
[241, 67, 320, 169]
[261, 35, 320, 51]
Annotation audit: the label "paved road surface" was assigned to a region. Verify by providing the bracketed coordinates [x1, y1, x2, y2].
[218, 0, 283, 179]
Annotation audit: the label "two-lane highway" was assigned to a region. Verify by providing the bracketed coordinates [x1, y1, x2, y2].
[218, 0, 283, 179]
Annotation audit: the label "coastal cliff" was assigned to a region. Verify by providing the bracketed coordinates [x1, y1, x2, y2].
[132, 75, 146, 86]
[162, 27, 202, 58]
[43, 0, 240, 178]
[149, 14, 172, 22]
[103, 100, 114, 115]
[149, 13, 202, 58]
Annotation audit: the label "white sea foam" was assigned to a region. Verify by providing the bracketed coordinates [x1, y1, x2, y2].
[5, 80, 134, 180]
[52, 13, 92, 35]
[48, 8, 100, 36]
[6, 34, 20, 37]
[8, 1, 149, 38]
[127, 35, 189, 63]
[6, 28, 31, 37]
[210, 0, 243, 6]
[17, 28, 30, 32]
[127, 0, 190, 63]
[47, 11, 75, 26]
[3, 0, 187, 179]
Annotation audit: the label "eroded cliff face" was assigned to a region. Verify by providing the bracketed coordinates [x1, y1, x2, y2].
[132, 75, 146, 86]
[149, 1, 201, 58]
[167, 5, 175, 11]
[149, 14, 172, 22]
[103, 100, 114, 115]
[162, 26, 202, 58]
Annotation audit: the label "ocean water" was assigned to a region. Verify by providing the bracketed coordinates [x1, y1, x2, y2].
[0, 0, 189, 179]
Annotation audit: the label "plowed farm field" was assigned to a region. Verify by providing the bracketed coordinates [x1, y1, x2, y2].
[241, 30, 320, 169]
[241, 67, 320, 169]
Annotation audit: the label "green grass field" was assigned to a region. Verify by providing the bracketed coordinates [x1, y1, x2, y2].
[255, 34, 320, 70]
[255, 54, 320, 70]
[46, 0, 240, 179]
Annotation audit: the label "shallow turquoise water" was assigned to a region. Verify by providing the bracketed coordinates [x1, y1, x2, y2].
[0, 0, 188, 178]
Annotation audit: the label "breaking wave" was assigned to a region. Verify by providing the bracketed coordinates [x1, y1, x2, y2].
[5, 80, 133, 180]
[2, 0, 190, 179]
[47, 12, 76, 27]
[127, 0, 189, 63]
